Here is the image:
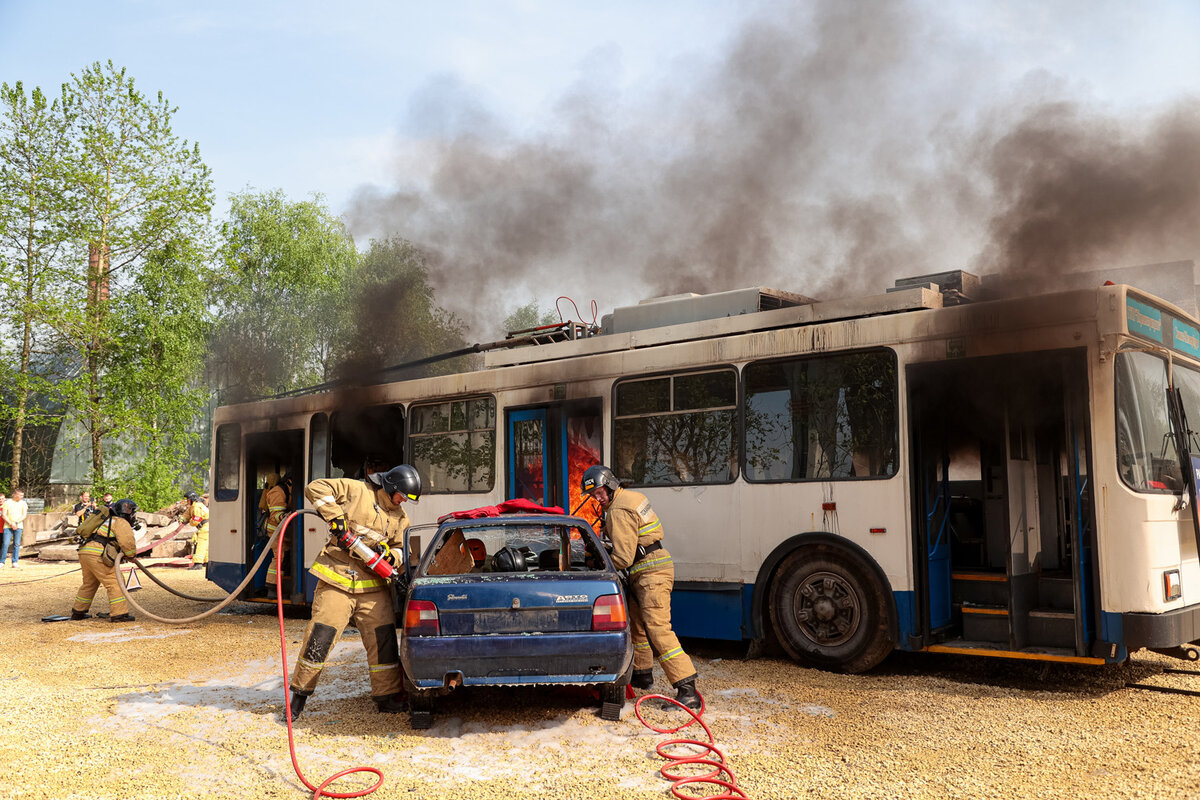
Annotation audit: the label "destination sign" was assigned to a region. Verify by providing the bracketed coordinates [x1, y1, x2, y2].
[1127, 295, 1200, 362]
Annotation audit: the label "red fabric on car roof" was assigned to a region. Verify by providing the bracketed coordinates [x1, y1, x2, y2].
[437, 497, 566, 524]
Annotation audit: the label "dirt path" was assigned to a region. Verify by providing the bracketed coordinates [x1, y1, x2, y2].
[0, 561, 1196, 799]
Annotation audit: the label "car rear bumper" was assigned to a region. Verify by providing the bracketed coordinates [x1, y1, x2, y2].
[402, 631, 632, 688]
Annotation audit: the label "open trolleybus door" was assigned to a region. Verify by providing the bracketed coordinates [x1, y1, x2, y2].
[245, 429, 305, 604]
[910, 350, 1097, 659]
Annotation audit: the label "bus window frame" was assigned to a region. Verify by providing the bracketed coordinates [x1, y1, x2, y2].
[408, 394, 497, 494]
[740, 347, 900, 484]
[611, 366, 739, 489]
[214, 423, 241, 502]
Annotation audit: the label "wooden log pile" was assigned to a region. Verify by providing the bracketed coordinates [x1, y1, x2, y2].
[22, 509, 196, 562]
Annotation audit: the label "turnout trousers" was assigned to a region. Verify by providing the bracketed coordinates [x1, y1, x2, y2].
[193, 524, 209, 564]
[289, 581, 402, 698]
[72, 549, 130, 616]
[627, 561, 696, 686]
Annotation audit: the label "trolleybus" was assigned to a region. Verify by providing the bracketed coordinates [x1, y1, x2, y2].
[206, 269, 1200, 671]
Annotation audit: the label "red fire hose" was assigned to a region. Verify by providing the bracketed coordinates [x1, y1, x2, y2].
[634, 692, 750, 799]
[274, 510, 385, 800]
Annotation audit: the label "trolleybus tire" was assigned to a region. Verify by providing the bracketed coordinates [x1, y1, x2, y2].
[768, 544, 893, 673]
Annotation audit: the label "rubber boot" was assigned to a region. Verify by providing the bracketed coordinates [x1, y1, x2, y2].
[374, 693, 408, 714]
[289, 691, 309, 720]
[70, 610, 91, 620]
[631, 669, 654, 690]
[673, 678, 702, 711]
[109, 613, 135, 623]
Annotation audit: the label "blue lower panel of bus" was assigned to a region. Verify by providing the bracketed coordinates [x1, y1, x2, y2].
[672, 582, 751, 641]
[207, 559, 317, 603]
[672, 583, 917, 647]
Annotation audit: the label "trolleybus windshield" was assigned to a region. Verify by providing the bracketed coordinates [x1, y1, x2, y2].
[1115, 350, 1200, 494]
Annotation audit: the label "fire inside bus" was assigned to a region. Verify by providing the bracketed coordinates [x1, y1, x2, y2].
[206, 269, 1200, 671]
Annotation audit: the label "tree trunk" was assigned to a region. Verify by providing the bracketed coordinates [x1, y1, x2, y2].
[86, 241, 109, 484]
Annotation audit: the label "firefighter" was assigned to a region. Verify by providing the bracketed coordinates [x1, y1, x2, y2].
[264, 474, 293, 596]
[287, 464, 421, 719]
[581, 465, 702, 710]
[184, 490, 209, 569]
[70, 499, 139, 622]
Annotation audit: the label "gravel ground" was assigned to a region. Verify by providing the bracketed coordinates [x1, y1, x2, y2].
[1, 560, 1197, 800]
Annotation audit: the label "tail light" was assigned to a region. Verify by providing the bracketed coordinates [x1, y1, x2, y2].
[405, 599, 440, 636]
[592, 593, 627, 631]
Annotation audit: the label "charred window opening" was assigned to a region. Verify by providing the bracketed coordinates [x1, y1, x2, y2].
[409, 397, 496, 493]
[744, 350, 897, 482]
[613, 369, 737, 486]
[329, 405, 406, 481]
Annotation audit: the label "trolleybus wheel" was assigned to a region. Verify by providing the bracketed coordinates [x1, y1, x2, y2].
[768, 544, 892, 673]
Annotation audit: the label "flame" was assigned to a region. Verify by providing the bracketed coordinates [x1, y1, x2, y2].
[566, 421, 602, 526]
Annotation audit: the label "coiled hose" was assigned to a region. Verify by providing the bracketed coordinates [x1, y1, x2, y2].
[634, 693, 750, 799]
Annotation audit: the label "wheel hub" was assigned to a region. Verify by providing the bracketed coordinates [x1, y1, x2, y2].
[794, 571, 861, 647]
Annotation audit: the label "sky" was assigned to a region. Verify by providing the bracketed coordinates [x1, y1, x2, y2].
[3, 0, 1200, 337]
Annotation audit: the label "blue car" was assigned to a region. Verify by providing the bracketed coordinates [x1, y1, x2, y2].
[400, 513, 633, 729]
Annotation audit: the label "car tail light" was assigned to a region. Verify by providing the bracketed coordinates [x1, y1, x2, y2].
[592, 593, 627, 631]
[405, 599, 440, 636]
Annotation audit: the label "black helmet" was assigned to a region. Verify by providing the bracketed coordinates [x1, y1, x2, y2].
[491, 545, 527, 573]
[112, 498, 138, 523]
[581, 464, 620, 496]
[370, 464, 422, 503]
[184, 491, 199, 502]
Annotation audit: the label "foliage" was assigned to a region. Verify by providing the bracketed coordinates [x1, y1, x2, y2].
[332, 236, 473, 383]
[210, 189, 357, 401]
[0, 80, 76, 488]
[502, 300, 558, 335]
[53, 61, 214, 485]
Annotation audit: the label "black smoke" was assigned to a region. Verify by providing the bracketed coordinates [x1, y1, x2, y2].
[346, 1, 1200, 337]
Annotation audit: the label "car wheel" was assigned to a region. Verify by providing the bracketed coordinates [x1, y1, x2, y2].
[768, 543, 893, 673]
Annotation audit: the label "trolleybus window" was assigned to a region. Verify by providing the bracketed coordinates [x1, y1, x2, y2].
[215, 423, 241, 501]
[1115, 350, 1196, 494]
[410, 397, 496, 493]
[613, 368, 737, 486]
[743, 350, 897, 481]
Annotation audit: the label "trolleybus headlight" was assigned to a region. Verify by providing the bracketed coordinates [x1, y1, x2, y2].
[1164, 569, 1182, 602]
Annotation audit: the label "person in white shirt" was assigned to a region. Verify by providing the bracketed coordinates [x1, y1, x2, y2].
[1, 489, 30, 568]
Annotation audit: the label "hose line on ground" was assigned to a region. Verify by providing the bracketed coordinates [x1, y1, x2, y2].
[634, 692, 750, 799]
[273, 510, 385, 800]
[113, 525, 283, 624]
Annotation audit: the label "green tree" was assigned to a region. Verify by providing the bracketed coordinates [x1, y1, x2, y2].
[502, 300, 558, 336]
[56, 61, 213, 486]
[0, 81, 74, 489]
[108, 236, 214, 510]
[211, 189, 357, 401]
[332, 237, 472, 383]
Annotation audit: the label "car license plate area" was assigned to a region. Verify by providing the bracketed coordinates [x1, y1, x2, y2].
[470, 609, 559, 633]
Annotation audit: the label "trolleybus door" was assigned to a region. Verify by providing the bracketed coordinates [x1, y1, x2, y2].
[507, 409, 551, 505]
[505, 402, 604, 519]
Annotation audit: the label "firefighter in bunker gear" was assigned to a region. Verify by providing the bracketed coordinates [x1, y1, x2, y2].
[287, 466, 421, 719]
[264, 474, 293, 595]
[71, 499, 139, 622]
[581, 465, 702, 710]
[184, 490, 209, 568]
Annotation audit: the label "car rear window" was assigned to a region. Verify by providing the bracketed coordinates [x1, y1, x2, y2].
[423, 521, 605, 576]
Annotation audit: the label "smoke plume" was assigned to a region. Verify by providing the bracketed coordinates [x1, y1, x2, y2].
[346, 0, 1200, 337]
